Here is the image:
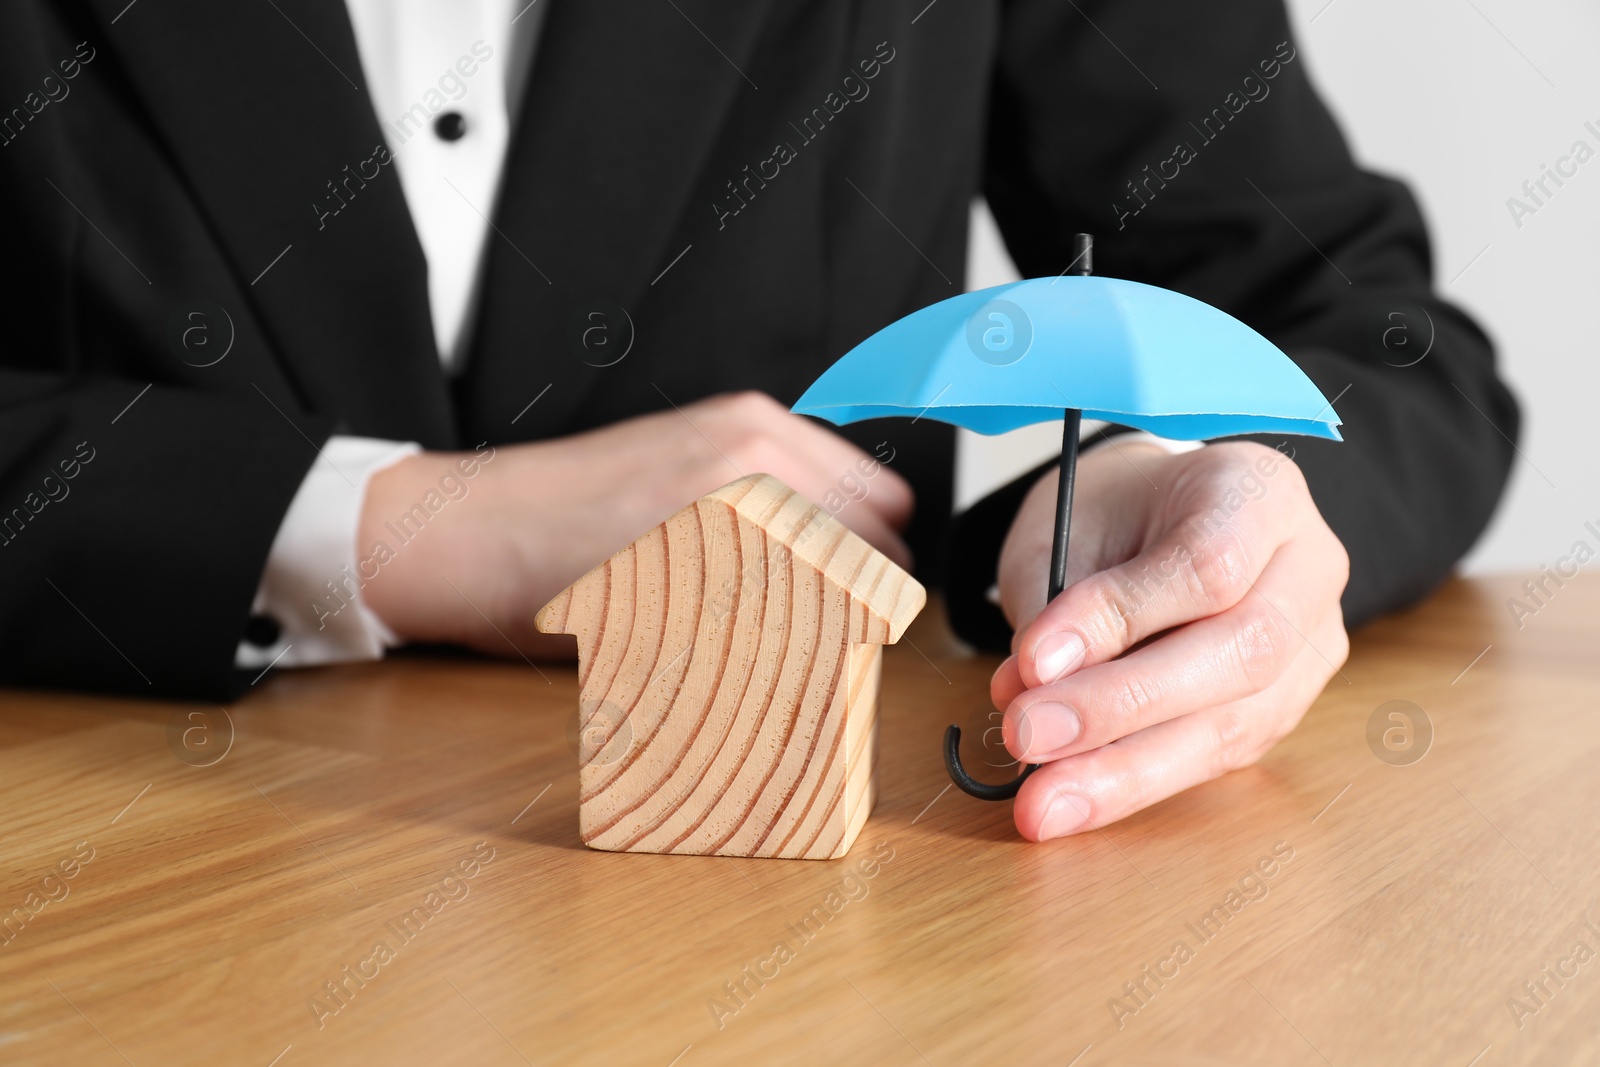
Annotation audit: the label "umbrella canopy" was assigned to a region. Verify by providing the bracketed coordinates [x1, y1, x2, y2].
[793, 276, 1341, 441]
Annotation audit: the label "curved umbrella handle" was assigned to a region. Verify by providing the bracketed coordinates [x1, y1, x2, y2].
[943, 725, 1037, 801]
[945, 234, 1091, 805]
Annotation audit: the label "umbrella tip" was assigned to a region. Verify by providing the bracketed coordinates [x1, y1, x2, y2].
[1070, 234, 1093, 277]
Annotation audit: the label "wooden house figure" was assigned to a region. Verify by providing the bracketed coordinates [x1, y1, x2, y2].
[535, 474, 925, 860]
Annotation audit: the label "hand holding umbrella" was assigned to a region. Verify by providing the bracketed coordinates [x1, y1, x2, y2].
[792, 235, 1341, 800]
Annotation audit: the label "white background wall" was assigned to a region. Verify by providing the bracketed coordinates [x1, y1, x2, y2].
[958, 0, 1600, 573]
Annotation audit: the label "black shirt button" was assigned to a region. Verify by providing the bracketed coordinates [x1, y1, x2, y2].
[434, 112, 468, 141]
[243, 615, 282, 648]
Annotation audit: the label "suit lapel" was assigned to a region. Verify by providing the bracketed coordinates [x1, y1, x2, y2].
[84, 0, 456, 445]
[455, 0, 773, 441]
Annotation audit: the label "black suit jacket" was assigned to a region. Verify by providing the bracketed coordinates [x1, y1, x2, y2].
[0, 0, 1517, 699]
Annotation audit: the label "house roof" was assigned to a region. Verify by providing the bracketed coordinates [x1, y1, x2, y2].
[707, 474, 924, 640]
[535, 473, 925, 645]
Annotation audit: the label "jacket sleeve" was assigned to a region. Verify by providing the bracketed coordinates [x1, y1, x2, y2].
[950, 0, 1519, 650]
[0, 2, 341, 700]
[0, 371, 329, 699]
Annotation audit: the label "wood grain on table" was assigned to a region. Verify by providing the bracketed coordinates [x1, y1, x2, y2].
[1, 575, 1597, 1066]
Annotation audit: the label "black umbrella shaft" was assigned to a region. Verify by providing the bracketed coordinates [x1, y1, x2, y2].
[1049, 409, 1081, 603]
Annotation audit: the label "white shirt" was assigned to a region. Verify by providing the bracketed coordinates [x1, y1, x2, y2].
[237, 1, 1196, 672]
[236, 1, 545, 671]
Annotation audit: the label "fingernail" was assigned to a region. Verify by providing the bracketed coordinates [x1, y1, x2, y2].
[1015, 701, 1081, 759]
[1038, 792, 1092, 839]
[1033, 631, 1086, 684]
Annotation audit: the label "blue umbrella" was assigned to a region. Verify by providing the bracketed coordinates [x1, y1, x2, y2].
[792, 236, 1341, 799]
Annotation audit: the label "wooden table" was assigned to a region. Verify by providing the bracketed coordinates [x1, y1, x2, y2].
[2, 574, 1597, 1066]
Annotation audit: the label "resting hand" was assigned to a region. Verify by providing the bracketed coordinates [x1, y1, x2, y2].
[358, 392, 913, 659]
[989, 439, 1349, 840]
